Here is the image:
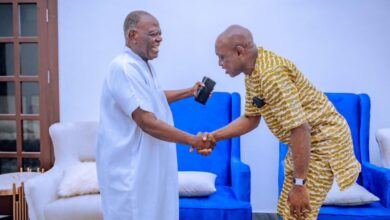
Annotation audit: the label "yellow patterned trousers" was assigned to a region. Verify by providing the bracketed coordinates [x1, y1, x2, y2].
[277, 155, 334, 220]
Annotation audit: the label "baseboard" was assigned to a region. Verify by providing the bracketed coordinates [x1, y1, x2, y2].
[252, 212, 278, 220]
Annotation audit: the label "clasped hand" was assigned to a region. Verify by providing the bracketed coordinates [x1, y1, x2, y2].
[189, 132, 216, 156]
[287, 185, 311, 220]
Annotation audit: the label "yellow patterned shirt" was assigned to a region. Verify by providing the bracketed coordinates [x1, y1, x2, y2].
[245, 47, 361, 190]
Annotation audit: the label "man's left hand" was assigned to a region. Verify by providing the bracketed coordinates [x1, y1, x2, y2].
[191, 81, 205, 96]
[287, 185, 311, 220]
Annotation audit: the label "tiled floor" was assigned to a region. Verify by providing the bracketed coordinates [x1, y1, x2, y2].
[253, 213, 278, 220]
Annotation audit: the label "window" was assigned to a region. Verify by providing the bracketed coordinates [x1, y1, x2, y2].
[0, 0, 58, 174]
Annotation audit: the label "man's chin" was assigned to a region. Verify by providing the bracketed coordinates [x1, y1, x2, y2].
[149, 53, 159, 60]
[227, 72, 238, 78]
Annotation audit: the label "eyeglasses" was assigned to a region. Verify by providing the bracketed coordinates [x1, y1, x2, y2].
[134, 28, 162, 38]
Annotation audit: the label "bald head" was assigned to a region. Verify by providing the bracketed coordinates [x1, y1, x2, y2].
[216, 25, 255, 50]
[215, 25, 258, 76]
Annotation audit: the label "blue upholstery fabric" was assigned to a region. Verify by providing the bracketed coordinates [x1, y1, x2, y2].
[171, 92, 252, 220]
[278, 93, 390, 219]
[179, 186, 252, 220]
[318, 202, 390, 220]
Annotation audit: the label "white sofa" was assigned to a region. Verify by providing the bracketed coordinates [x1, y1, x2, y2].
[376, 128, 390, 168]
[25, 122, 103, 220]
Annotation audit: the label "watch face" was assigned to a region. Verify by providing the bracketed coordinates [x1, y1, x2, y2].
[293, 178, 306, 185]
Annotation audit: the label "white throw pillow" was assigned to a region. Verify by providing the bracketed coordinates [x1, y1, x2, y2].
[58, 162, 99, 197]
[324, 180, 379, 206]
[178, 171, 217, 197]
[57, 163, 217, 198]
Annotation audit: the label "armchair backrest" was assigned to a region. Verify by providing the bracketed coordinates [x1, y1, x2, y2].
[325, 93, 370, 165]
[49, 121, 98, 167]
[279, 93, 370, 187]
[170, 92, 241, 186]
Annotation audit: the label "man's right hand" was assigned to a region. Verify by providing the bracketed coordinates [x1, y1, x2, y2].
[189, 132, 216, 156]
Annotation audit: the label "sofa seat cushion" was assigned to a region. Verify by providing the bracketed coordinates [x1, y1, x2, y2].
[45, 194, 102, 220]
[179, 186, 251, 220]
[319, 202, 390, 220]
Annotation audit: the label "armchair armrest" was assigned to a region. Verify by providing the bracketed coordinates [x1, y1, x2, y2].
[362, 162, 390, 208]
[24, 166, 64, 220]
[231, 158, 251, 202]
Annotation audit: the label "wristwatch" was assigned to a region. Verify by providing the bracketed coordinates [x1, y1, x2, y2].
[293, 178, 307, 186]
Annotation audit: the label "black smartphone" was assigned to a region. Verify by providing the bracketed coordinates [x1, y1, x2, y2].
[195, 76, 216, 105]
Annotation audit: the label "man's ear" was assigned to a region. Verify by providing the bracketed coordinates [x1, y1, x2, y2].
[236, 45, 245, 56]
[128, 29, 137, 41]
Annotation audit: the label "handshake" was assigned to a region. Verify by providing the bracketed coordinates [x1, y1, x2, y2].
[189, 132, 217, 156]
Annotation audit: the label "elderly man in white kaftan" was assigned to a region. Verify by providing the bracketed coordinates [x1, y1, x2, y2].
[96, 11, 214, 220]
[97, 47, 178, 219]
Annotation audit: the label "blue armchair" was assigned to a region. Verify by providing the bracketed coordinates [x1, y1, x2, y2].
[170, 92, 252, 220]
[278, 93, 390, 219]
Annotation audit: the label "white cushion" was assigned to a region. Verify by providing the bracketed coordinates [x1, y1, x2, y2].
[57, 162, 217, 198]
[58, 162, 99, 197]
[45, 194, 103, 220]
[376, 128, 390, 168]
[178, 171, 217, 197]
[324, 180, 379, 206]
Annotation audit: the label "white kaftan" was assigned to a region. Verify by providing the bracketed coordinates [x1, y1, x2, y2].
[96, 48, 178, 220]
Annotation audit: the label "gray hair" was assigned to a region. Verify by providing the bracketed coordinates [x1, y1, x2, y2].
[123, 10, 152, 38]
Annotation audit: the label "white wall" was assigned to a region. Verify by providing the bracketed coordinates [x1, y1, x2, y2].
[58, 0, 390, 213]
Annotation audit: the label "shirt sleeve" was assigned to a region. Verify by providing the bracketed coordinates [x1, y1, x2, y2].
[261, 66, 306, 131]
[106, 61, 153, 117]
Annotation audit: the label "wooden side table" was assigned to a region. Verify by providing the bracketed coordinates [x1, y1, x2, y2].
[0, 172, 40, 220]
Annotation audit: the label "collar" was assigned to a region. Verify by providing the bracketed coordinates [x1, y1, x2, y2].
[124, 47, 148, 65]
[246, 47, 264, 79]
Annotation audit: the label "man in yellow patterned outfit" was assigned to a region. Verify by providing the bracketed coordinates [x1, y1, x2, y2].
[207, 25, 361, 219]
